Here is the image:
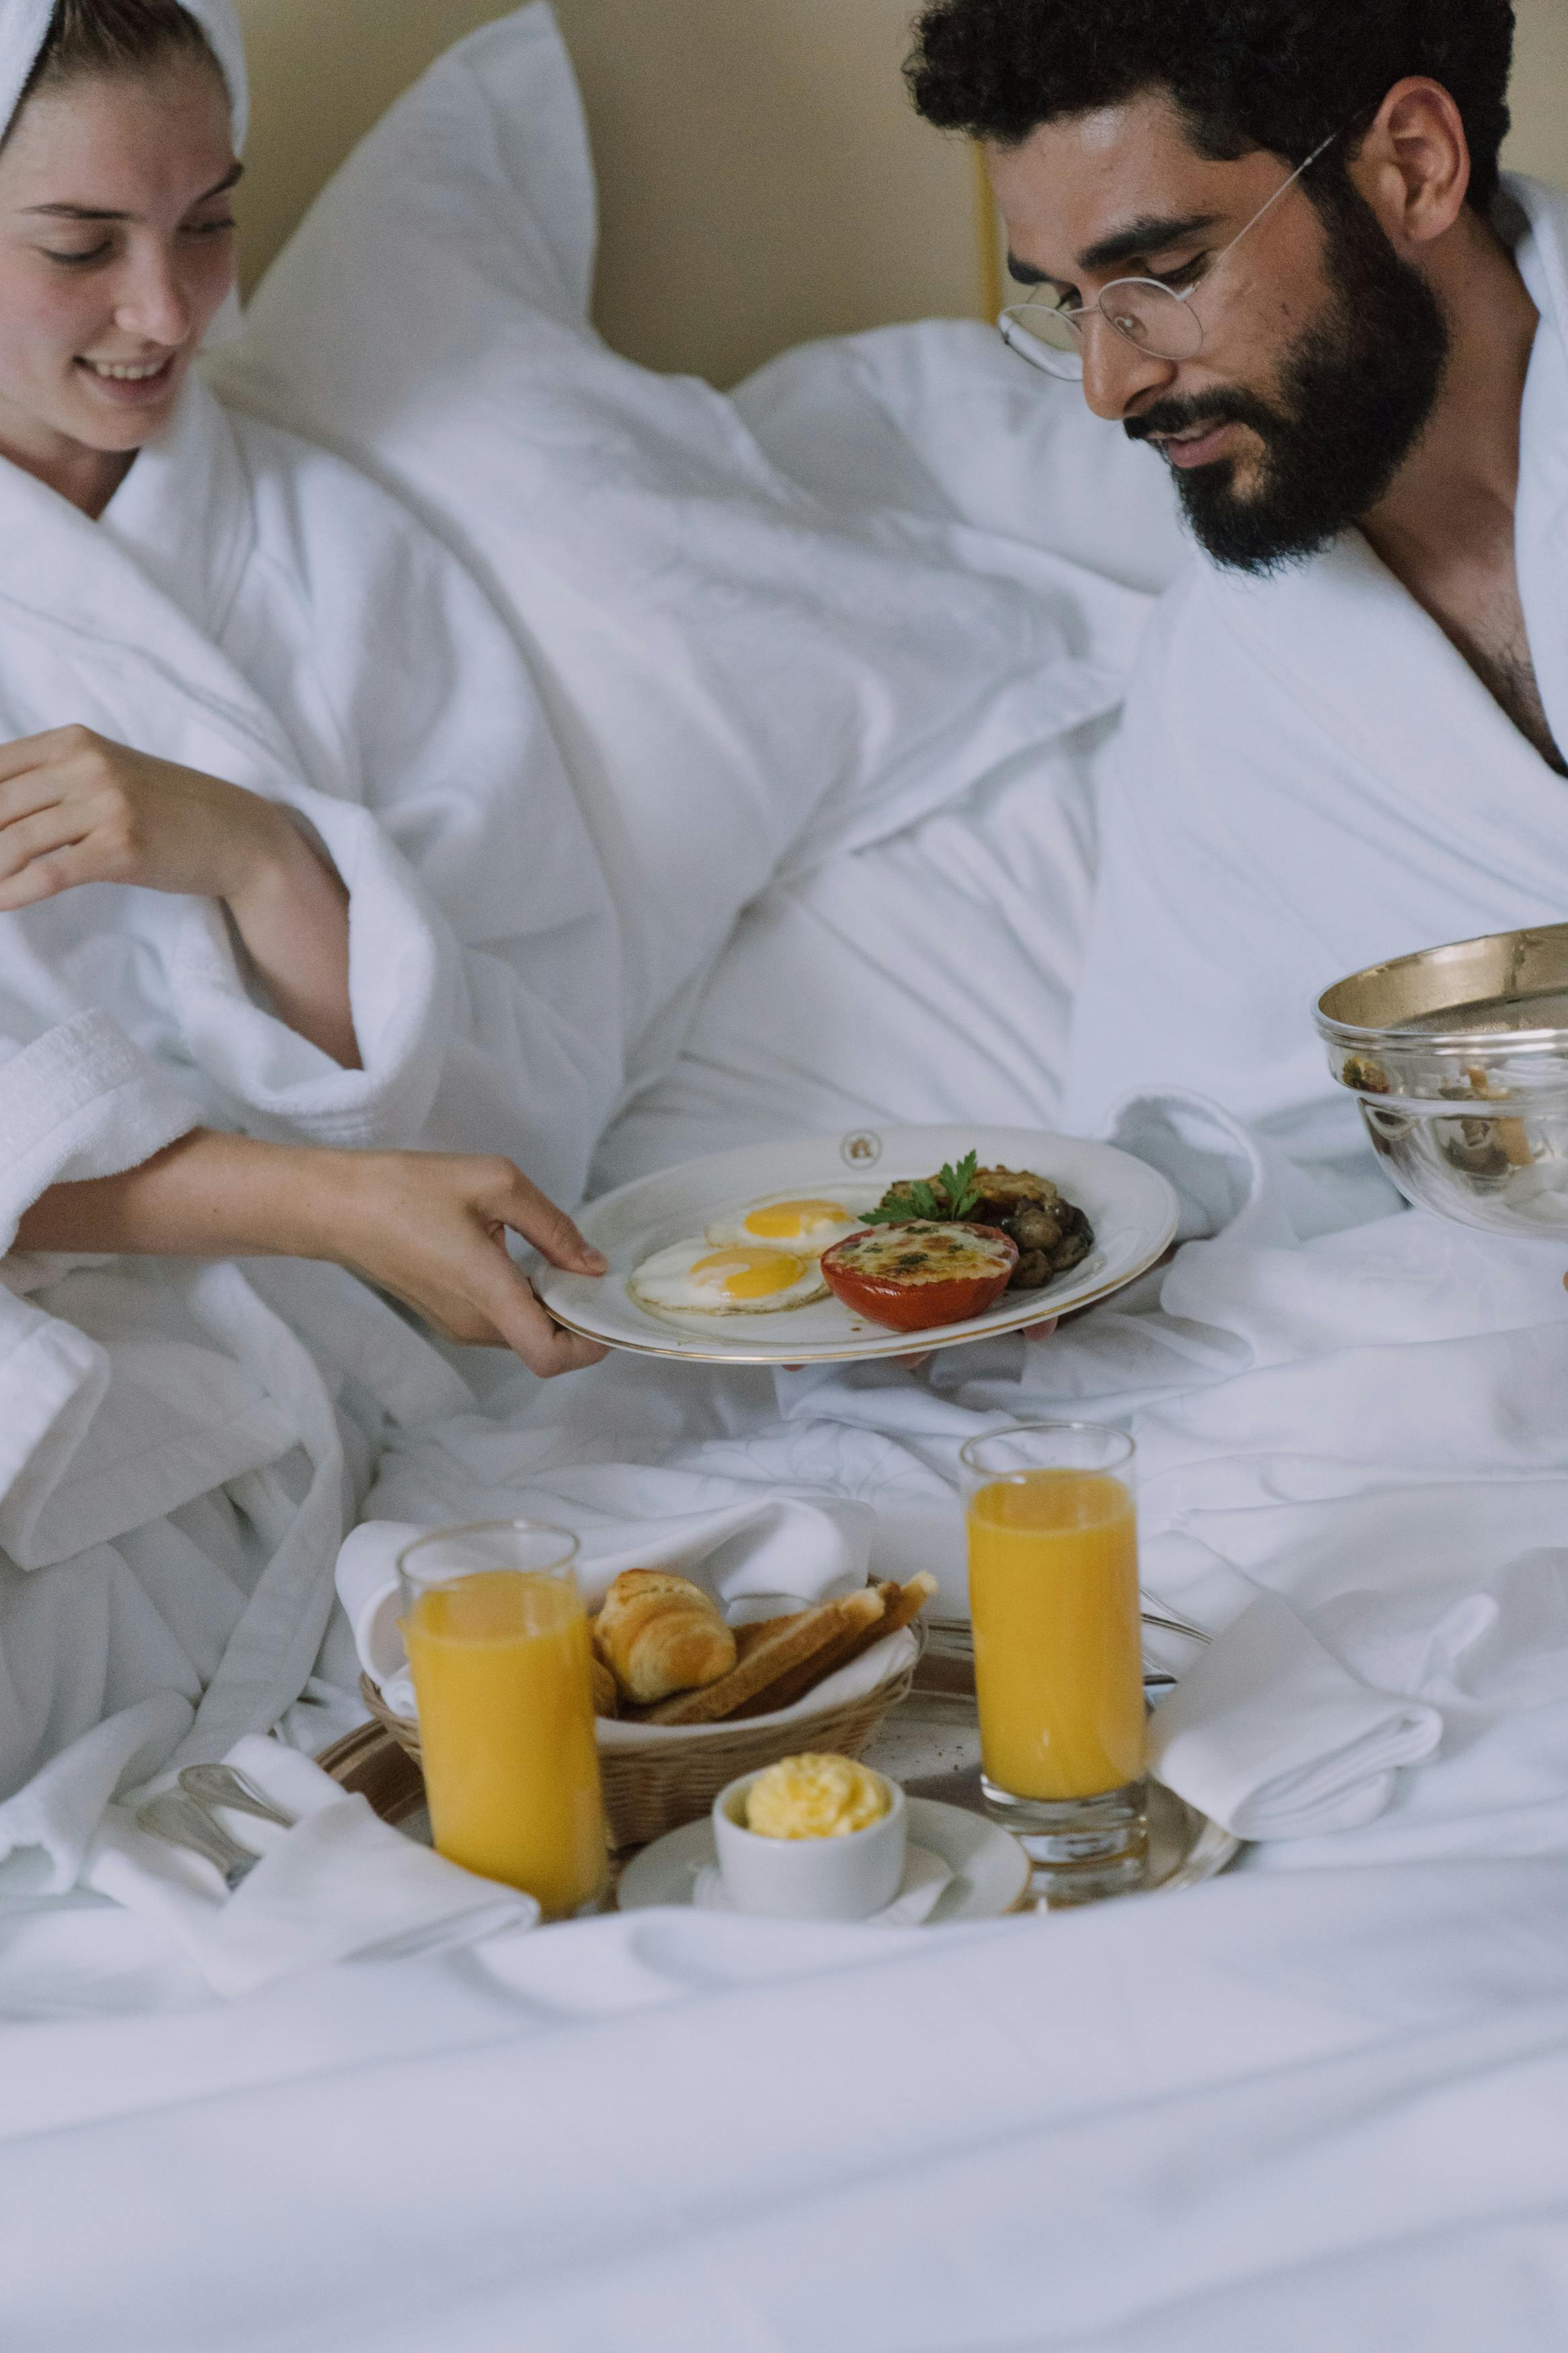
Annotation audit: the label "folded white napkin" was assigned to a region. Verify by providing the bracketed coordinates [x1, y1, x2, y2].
[694, 1842, 952, 1927]
[1147, 1592, 1443, 1839]
[338, 1490, 874, 1718]
[87, 1734, 535, 1997]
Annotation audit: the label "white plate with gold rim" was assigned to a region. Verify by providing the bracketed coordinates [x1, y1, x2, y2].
[537, 1125, 1180, 1367]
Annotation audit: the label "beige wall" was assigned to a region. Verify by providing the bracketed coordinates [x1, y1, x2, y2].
[1508, 0, 1568, 194]
[233, 0, 1568, 389]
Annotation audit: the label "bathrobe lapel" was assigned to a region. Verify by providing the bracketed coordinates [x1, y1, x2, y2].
[0, 387, 302, 797]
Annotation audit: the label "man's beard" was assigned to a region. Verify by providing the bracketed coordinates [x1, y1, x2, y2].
[1126, 184, 1452, 572]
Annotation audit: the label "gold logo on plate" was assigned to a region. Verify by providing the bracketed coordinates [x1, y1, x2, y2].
[840, 1129, 882, 1168]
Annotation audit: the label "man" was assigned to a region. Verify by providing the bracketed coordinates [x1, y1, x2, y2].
[909, 1, 1563, 1232]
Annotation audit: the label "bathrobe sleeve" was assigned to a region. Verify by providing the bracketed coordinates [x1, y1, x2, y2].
[159, 417, 624, 1209]
[0, 1010, 199, 1253]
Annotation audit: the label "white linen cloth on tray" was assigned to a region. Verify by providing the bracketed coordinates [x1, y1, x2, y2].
[335, 1481, 878, 1717]
[87, 1734, 532, 1997]
[212, 3, 1161, 1099]
[1145, 1590, 1442, 1838]
[1061, 173, 1568, 1226]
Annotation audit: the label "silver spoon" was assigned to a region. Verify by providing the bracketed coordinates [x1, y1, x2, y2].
[179, 1762, 296, 1832]
[136, 1790, 261, 1894]
[1141, 1607, 1212, 1646]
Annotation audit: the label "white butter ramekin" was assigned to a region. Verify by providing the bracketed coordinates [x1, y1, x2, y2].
[712, 1767, 907, 1920]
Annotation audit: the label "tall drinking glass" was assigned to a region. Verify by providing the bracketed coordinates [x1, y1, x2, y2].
[959, 1422, 1147, 1900]
[398, 1520, 607, 1919]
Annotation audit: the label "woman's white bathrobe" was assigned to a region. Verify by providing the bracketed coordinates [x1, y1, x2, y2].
[0, 376, 620, 1845]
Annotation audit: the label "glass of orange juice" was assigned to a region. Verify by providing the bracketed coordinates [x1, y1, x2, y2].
[398, 1521, 607, 1920]
[959, 1422, 1147, 1901]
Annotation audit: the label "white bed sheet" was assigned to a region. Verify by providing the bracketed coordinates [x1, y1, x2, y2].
[2, 1855, 1565, 2350]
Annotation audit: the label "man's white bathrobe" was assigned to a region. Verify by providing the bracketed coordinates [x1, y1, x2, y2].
[1063, 175, 1568, 1233]
[0, 376, 620, 1833]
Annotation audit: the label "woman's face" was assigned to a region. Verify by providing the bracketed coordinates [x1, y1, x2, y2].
[0, 56, 237, 480]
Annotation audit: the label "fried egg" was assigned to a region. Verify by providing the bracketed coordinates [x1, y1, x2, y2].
[704, 1195, 865, 1255]
[628, 1238, 829, 1319]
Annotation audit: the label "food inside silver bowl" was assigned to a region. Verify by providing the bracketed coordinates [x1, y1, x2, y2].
[1316, 925, 1568, 1236]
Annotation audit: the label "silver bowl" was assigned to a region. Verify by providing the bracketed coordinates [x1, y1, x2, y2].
[1316, 924, 1568, 1236]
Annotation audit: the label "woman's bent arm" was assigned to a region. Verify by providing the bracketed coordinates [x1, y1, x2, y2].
[15, 1131, 609, 1377]
[0, 728, 360, 1069]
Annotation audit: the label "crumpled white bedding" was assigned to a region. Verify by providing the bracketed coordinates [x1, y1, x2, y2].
[1, 1857, 1565, 2350]
[588, 313, 1190, 1183]
[213, 3, 1164, 1099]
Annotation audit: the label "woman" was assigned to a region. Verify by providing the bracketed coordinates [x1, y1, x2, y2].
[0, 0, 619, 1837]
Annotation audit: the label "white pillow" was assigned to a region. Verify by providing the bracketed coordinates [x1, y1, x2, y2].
[733, 318, 1190, 598]
[212, 3, 1141, 1091]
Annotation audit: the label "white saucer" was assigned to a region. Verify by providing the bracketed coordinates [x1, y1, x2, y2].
[616, 1796, 1032, 1924]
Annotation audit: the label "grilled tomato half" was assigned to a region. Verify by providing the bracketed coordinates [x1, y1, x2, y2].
[819, 1221, 1019, 1333]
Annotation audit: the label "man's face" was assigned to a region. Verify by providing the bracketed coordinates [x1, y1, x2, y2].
[988, 91, 1450, 569]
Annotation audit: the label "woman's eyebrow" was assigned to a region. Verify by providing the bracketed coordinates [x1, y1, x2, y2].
[1077, 210, 1223, 274]
[21, 159, 245, 222]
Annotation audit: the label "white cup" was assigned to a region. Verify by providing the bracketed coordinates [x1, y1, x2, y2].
[712, 1768, 907, 1921]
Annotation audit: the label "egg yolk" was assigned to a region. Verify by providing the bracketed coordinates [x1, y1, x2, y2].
[692, 1248, 813, 1300]
[743, 1198, 850, 1241]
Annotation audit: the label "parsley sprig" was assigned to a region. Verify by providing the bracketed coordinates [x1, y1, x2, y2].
[861, 1149, 983, 1227]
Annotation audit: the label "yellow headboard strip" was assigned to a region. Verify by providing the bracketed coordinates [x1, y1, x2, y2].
[973, 142, 1003, 324]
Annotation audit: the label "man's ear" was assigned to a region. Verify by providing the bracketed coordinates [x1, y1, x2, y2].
[1350, 77, 1472, 251]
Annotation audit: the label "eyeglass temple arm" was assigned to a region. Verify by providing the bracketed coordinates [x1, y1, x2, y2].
[1219, 129, 1339, 270]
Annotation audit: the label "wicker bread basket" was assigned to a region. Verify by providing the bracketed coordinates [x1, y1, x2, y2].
[360, 1641, 919, 1851]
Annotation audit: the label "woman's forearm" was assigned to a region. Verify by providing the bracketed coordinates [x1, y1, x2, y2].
[224, 814, 362, 1072]
[13, 1131, 610, 1377]
[14, 1129, 339, 1259]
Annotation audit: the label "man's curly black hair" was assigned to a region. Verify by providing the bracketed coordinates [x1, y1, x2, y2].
[906, 1, 1515, 216]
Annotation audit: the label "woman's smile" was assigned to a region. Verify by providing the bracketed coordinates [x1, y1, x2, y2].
[74, 348, 181, 403]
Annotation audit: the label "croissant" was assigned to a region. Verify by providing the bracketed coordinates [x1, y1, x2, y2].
[593, 1569, 737, 1705]
[590, 1656, 620, 1718]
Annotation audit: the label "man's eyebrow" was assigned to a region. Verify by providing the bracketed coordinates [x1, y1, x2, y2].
[1004, 253, 1050, 287]
[1076, 210, 1223, 274]
[21, 159, 244, 221]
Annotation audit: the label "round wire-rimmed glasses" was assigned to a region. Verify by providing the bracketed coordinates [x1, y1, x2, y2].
[998, 130, 1338, 381]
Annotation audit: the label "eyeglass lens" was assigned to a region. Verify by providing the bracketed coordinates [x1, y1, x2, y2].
[1001, 279, 1206, 378]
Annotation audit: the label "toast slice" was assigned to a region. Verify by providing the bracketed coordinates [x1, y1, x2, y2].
[640, 1590, 882, 1726]
[730, 1572, 936, 1718]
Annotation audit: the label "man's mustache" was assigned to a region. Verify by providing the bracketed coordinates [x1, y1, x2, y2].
[1123, 391, 1286, 448]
